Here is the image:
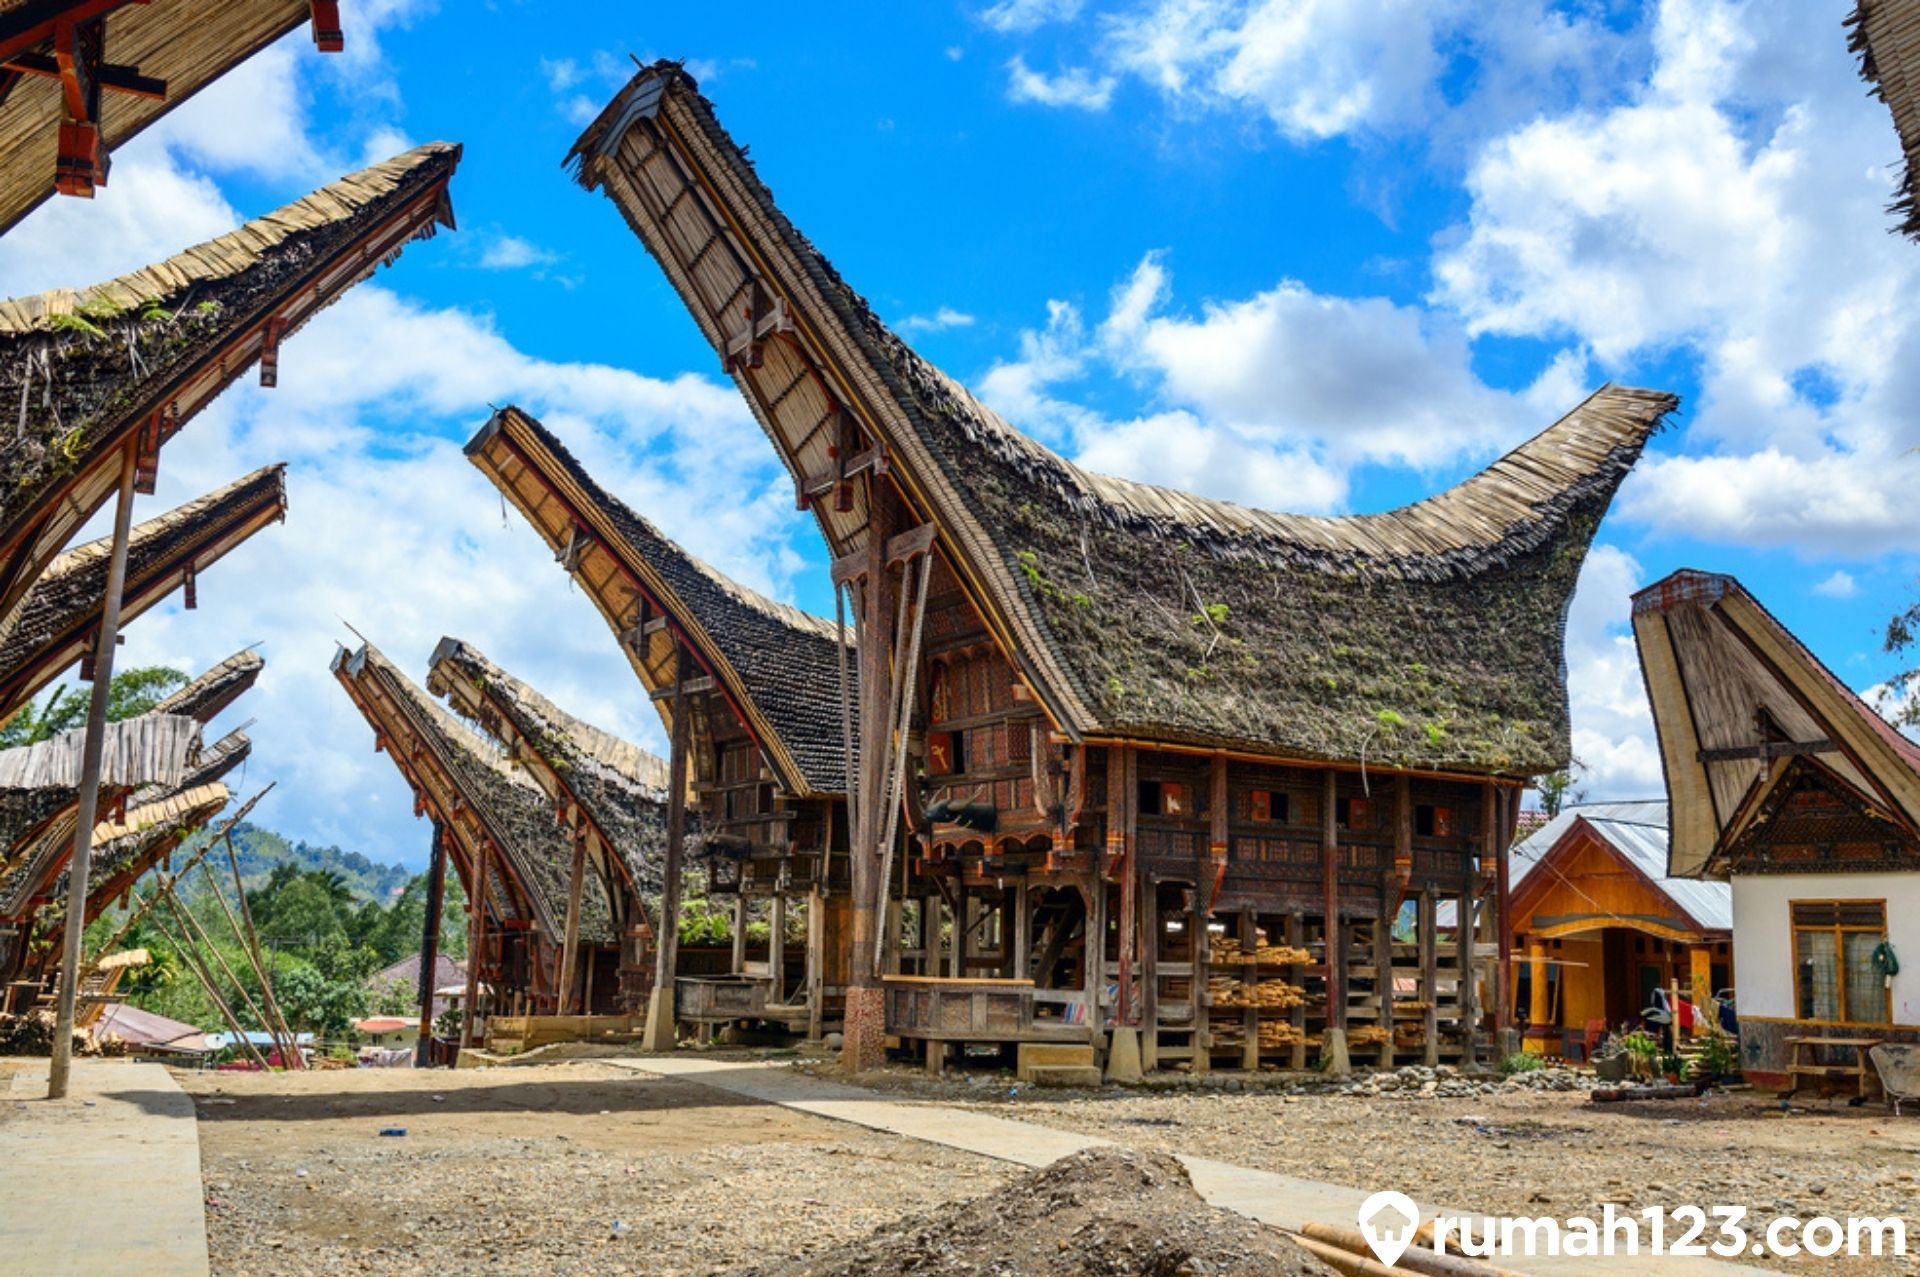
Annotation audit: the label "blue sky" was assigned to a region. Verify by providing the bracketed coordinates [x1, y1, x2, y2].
[5, 0, 1917, 871]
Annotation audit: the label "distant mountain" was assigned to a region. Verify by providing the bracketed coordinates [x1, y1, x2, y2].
[187, 822, 414, 904]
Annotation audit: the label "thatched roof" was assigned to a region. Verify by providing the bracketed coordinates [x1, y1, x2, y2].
[466, 406, 853, 796]
[565, 64, 1674, 777]
[0, 646, 258, 919]
[0, 141, 458, 649]
[0, 713, 200, 789]
[1632, 569, 1920, 879]
[0, 464, 286, 723]
[427, 636, 668, 901]
[332, 641, 619, 945]
[1851, 0, 1920, 239]
[0, 2, 326, 234]
[52, 780, 232, 930]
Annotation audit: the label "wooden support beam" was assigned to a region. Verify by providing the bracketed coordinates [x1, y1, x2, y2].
[556, 833, 587, 1015]
[0, 49, 163, 97]
[1321, 770, 1343, 1033]
[1420, 887, 1439, 1067]
[416, 820, 448, 1066]
[769, 893, 787, 997]
[1696, 738, 1833, 763]
[460, 842, 488, 1051]
[648, 675, 716, 701]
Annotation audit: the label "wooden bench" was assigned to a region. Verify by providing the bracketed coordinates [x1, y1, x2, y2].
[1784, 1035, 1882, 1100]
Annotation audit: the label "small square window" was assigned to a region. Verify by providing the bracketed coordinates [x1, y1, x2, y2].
[1415, 804, 1454, 837]
[1249, 789, 1290, 822]
[926, 730, 962, 776]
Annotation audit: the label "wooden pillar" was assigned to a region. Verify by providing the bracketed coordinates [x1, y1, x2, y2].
[1486, 783, 1509, 1033]
[950, 890, 967, 978]
[47, 443, 137, 1101]
[1115, 746, 1138, 1025]
[1239, 911, 1259, 1071]
[1419, 887, 1439, 1066]
[557, 831, 588, 1015]
[731, 895, 748, 975]
[1527, 939, 1550, 1028]
[1375, 881, 1395, 1068]
[1082, 876, 1104, 1042]
[1456, 877, 1478, 1066]
[1689, 944, 1713, 1039]
[460, 842, 488, 1051]
[415, 821, 449, 1066]
[1012, 882, 1031, 979]
[769, 893, 787, 998]
[1321, 770, 1343, 1032]
[806, 886, 825, 1041]
[843, 490, 897, 1072]
[642, 645, 692, 1052]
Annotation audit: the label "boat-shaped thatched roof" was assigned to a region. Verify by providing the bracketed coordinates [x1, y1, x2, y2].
[1851, 0, 1920, 239]
[332, 641, 617, 945]
[428, 636, 668, 901]
[0, 141, 458, 649]
[0, 647, 259, 918]
[564, 63, 1674, 777]
[1633, 569, 1920, 879]
[44, 781, 233, 935]
[467, 406, 853, 796]
[0, 464, 286, 723]
[0, 1, 325, 234]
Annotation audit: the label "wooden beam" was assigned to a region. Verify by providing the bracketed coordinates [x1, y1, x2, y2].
[1696, 738, 1834, 763]
[415, 821, 448, 1065]
[648, 675, 716, 701]
[1321, 770, 1342, 1033]
[556, 833, 587, 1015]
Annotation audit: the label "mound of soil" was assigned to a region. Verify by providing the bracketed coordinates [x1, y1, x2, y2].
[733, 1146, 1329, 1276]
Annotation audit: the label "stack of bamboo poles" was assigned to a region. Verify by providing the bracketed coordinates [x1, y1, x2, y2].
[1214, 937, 1312, 966]
[1211, 975, 1308, 1009]
[1258, 1021, 1307, 1051]
[1347, 1025, 1391, 1047]
[84, 784, 303, 1070]
[1283, 1220, 1523, 1277]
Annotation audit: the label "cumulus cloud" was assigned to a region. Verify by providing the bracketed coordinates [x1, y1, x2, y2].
[1434, 0, 1920, 554]
[477, 233, 560, 271]
[1814, 570, 1859, 600]
[981, 0, 1085, 33]
[1005, 56, 1117, 110]
[1561, 546, 1665, 801]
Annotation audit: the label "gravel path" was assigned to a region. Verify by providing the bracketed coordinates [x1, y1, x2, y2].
[804, 1062, 1920, 1274]
[182, 1063, 1010, 1276]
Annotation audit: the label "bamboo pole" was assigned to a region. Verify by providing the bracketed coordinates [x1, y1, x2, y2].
[48, 443, 138, 1101]
[149, 912, 271, 1070]
[415, 820, 448, 1066]
[197, 860, 300, 1069]
[213, 800, 298, 1066]
[164, 893, 282, 1062]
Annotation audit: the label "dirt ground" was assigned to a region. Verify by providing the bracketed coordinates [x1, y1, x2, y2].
[823, 1062, 1920, 1274]
[180, 1062, 1010, 1277]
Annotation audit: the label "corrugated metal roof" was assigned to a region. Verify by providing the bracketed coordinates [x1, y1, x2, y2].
[1512, 800, 1731, 932]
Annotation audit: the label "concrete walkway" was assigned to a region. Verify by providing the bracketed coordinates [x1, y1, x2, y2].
[0, 1060, 210, 1277]
[610, 1055, 1769, 1276]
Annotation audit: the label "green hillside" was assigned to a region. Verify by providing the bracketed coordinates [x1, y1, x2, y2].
[187, 822, 415, 904]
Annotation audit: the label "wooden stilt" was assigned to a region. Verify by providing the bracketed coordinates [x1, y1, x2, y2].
[48, 443, 137, 1101]
[806, 885, 824, 1041]
[557, 831, 587, 1015]
[416, 822, 447, 1065]
[731, 895, 748, 974]
[1321, 771, 1343, 1035]
[643, 646, 692, 1052]
[460, 843, 488, 1051]
[769, 893, 787, 999]
[1420, 886, 1439, 1067]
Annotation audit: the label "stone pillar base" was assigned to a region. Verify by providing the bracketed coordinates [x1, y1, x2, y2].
[640, 986, 677, 1053]
[1497, 1027, 1523, 1062]
[841, 984, 887, 1073]
[1321, 1026, 1351, 1077]
[1106, 1027, 1144, 1083]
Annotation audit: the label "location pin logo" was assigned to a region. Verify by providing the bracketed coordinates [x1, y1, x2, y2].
[1357, 1189, 1420, 1267]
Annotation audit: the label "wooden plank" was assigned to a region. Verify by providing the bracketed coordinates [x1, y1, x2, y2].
[1322, 770, 1343, 1032]
[1420, 886, 1439, 1067]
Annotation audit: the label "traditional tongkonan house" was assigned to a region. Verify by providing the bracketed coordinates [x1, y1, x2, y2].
[0, 142, 459, 648]
[1505, 801, 1731, 1059]
[0, 647, 261, 997]
[0, 1, 346, 233]
[560, 65, 1676, 1079]
[332, 641, 655, 1048]
[0, 465, 287, 723]
[465, 406, 854, 1047]
[427, 637, 668, 1036]
[1851, 0, 1920, 240]
[1635, 569, 1920, 1089]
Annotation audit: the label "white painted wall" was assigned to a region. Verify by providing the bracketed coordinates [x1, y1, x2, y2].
[1731, 873, 1920, 1024]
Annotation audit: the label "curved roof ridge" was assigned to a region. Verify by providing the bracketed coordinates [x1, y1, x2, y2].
[936, 367, 1673, 568]
[0, 143, 461, 335]
[429, 637, 671, 796]
[348, 642, 539, 793]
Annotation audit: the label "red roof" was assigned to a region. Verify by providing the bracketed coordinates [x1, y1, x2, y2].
[352, 1017, 413, 1033]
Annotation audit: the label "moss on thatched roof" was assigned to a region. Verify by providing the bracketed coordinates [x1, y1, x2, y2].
[0, 465, 286, 723]
[428, 637, 668, 900]
[0, 143, 457, 648]
[334, 642, 620, 945]
[467, 406, 854, 796]
[0, 1, 317, 236]
[1850, 0, 1920, 240]
[565, 63, 1675, 778]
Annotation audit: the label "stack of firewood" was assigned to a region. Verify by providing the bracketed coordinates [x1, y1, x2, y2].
[1347, 1025, 1391, 1047]
[1249, 978, 1307, 1008]
[1207, 972, 1247, 1007]
[1212, 939, 1311, 965]
[1259, 1020, 1306, 1050]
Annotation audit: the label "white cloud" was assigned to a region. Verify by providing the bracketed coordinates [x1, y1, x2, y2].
[897, 306, 977, 334]
[980, 0, 1084, 33]
[148, 42, 322, 182]
[1006, 56, 1117, 110]
[0, 154, 238, 292]
[1814, 570, 1859, 600]
[1433, 0, 1920, 554]
[540, 56, 584, 92]
[1561, 545, 1665, 801]
[973, 252, 1584, 512]
[478, 234, 559, 271]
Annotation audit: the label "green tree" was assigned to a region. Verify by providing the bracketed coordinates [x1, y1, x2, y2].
[1534, 767, 1585, 819]
[0, 665, 188, 747]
